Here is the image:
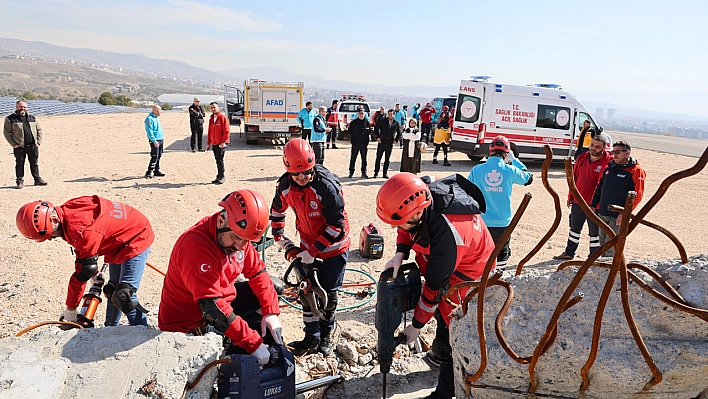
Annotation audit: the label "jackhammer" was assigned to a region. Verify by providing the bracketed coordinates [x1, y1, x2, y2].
[376, 263, 421, 398]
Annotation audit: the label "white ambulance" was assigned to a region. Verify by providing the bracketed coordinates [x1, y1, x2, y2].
[451, 77, 603, 161]
[224, 79, 303, 144]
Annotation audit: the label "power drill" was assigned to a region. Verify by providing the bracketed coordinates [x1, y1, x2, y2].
[376, 262, 421, 397]
[75, 263, 108, 328]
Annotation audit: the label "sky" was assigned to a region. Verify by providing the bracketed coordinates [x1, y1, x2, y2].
[3, 0, 708, 96]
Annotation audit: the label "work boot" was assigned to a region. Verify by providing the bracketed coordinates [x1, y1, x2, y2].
[144, 172, 153, 179]
[34, 179, 48, 186]
[362, 173, 370, 179]
[326, 144, 330, 149]
[213, 177, 225, 185]
[16, 181, 23, 189]
[553, 252, 574, 260]
[319, 333, 334, 356]
[332, 144, 339, 149]
[191, 149, 196, 153]
[348, 172, 353, 178]
[432, 158, 438, 164]
[373, 173, 378, 178]
[383, 173, 389, 179]
[153, 171, 165, 177]
[422, 391, 451, 399]
[443, 159, 451, 167]
[289, 334, 320, 356]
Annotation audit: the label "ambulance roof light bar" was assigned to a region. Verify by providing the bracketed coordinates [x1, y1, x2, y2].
[470, 76, 492, 83]
[535, 83, 562, 90]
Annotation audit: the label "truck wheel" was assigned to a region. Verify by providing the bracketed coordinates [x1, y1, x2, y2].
[466, 154, 484, 162]
[246, 139, 259, 145]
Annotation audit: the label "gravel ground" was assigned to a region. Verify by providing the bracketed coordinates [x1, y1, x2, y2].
[0, 112, 706, 398]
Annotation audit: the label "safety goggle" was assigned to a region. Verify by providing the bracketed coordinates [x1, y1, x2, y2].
[290, 168, 315, 177]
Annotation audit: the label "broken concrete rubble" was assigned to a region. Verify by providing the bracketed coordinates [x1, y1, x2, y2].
[450, 255, 708, 399]
[0, 326, 223, 399]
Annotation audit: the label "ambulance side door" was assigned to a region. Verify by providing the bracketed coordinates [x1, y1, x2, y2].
[453, 80, 484, 143]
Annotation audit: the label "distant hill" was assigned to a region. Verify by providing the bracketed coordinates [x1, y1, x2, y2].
[0, 37, 226, 81]
[219, 66, 457, 98]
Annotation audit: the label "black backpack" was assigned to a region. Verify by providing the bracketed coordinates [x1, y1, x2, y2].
[424, 174, 486, 215]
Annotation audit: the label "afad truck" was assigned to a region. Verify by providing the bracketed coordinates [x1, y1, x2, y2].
[224, 79, 303, 144]
[451, 77, 603, 161]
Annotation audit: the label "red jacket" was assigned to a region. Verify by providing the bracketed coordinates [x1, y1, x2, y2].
[568, 150, 613, 204]
[56, 196, 154, 308]
[326, 107, 339, 127]
[398, 211, 495, 327]
[270, 165, 350, 259]
[158, 213, 280, 353]
[419, 107, 435, 123]
[207, 112, 230, 146]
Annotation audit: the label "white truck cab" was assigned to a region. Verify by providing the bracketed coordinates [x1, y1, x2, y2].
[452, 76, 602, 161]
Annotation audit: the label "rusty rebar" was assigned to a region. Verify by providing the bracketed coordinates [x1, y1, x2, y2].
[628, 146, 708, 236]
[579, 191, 635, 390]
[466, 193, 533, 386]
[608, 205, 688, 263]
[528, 233, 620, 392]
[516, 145, 561, 275]
[443, 272, 503, 316]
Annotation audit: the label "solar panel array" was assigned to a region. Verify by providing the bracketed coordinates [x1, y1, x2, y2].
[0, 97, 151, 117]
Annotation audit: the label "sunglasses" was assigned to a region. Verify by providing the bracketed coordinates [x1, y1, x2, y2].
[290, 168, 315, 177]
[612, 149, 628, 154]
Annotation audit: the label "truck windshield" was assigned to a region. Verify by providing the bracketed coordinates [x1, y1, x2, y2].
[340, 103, 370, 113]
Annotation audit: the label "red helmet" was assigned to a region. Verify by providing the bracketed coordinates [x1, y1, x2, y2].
[376, 173, 432, 225]
[489, 135, 511, 154]
[16, 200, 56, 242]
[442, 105, 449, 111]
[218, 189, 269, 240]
[283, 138, 315, 173]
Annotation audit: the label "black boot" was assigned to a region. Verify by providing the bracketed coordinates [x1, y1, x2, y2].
[319, 332, 334, 356]
[288, 334, 320, 356]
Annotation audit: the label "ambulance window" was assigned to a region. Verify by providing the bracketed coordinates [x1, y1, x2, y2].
[536, 104, 571, 130]
[455, 94, 481, 123]
[578, 113, 596, 129]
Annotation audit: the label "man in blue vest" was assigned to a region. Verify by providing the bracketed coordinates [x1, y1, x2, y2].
[468, 136, 533, 270]
[297, 102, 316, 141]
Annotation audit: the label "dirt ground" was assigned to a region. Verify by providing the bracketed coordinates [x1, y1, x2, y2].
[1, 112, 706, 398]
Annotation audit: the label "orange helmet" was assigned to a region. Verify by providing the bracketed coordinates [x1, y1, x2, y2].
[283, 138, 315, 173]
[16, 200, 56, 242]
[218, 189, 269, 240]
[376, 173, 432, 225]
[489, 135, 511, 154]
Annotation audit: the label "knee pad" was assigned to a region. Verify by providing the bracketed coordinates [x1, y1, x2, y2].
[103, 280, 116, 301]
[198, 298, 236, 333]
[110, 282, 138, 314]
[74, 257, 99, 282]
[431, 338, 452, 362]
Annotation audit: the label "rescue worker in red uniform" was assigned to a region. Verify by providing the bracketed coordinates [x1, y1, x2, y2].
[158, 190, 282, 366]
[16, 196, 154, 326]
[377, 173, 496, 399]
[419, 102, 436, 144]
[270, 138, 350, 356]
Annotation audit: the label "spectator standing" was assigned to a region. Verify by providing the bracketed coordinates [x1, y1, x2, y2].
[298, 102, 316, 141]
[394, 104, 406, 148]
[590, 141, 646, 257]
[3, 100, 47, 188]
[347, 108, 370, 178]
[271, 139, 350, 356]
[419, 102, 435, 144]
[468, 136, 533, 271]
[16, 196, 154, 327]
[158, 190, 283, 365]
[207, 102, 230, 185]
[325, 100, 339, 149]
[372, 106, 386, 138]
[373, 109, 401, 179]
[400, 118, 423, 174]
[144, 105, 165, 179]
[311, 106, 331, 165]
[412, 103, 421, 126]
[555, 135, 613, 260]
[189, 97, 206, 152]
[432, 105, 452, 166]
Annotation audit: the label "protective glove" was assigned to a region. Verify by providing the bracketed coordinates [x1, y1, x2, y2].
[60, 308, 78, 323]
[261, 314, 283, 345]
[297, 251, 315, 265]
[402, 324, 422, 345]
[251, 343, 271, 367]
[385, 252, 406, 279]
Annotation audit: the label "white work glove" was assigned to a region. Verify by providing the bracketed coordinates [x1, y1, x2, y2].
[402, 324, 421, 345]
[296, 251, 315, 264]
[261, 314, 283, 345]
[385, 252, 406, 279]
[252, 343, 271, 367]
[60, 308, 78, 322]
